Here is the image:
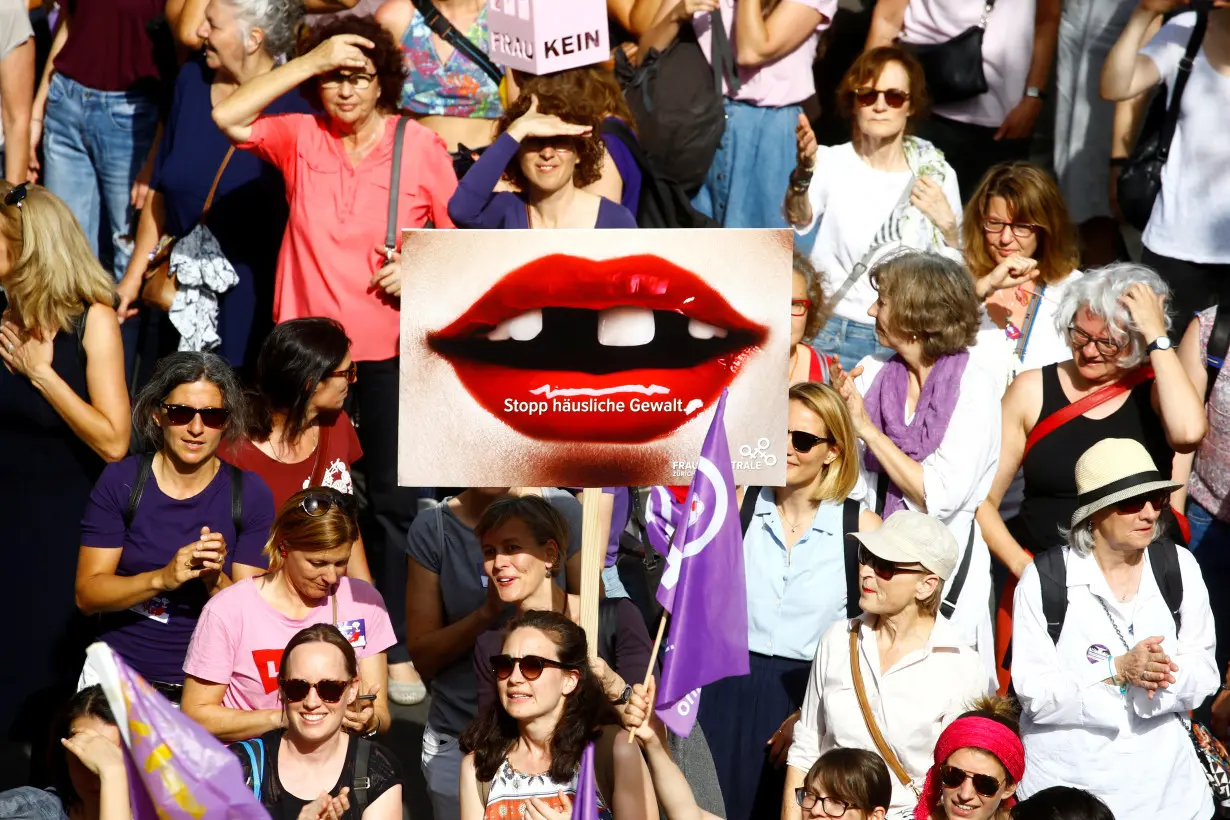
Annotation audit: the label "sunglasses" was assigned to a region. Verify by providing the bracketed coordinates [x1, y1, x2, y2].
[1066, 325, 1123, 357]
[791, 299, 812, 317]
[329, 362, 358, 384]
[858, 543, 928, 582]
[491, 654, 577, 681]
[939, 764, 1004, 798]
[521, 136, 578, 154]
[301, 490, 356, 518]
[160, 403, 230, 428]
[4, 181, 29, 209]
[789, 429, 834, 454]
[1114, 490, 1171, 515]
[853, 87, 910, 109]
[280, 678, 349, 703]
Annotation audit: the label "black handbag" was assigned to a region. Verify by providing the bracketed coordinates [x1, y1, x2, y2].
[906, 0, 996, 105]
[1117, 11, 1208, 231]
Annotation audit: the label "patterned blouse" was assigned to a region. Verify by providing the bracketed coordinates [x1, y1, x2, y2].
[398, 3, 503, 118]
[1191, 305, 1230, 520]
[483, 758, 612, 820]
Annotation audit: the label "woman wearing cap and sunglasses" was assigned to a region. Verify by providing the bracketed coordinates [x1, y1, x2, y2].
[785, 510, 990, 820]
[1011, 438, 1217, 820]
[914, 696, 1024, 820]
[785, 46, 961, 370]
[183, 487, 395, 743]
[75, 352, 275, 703]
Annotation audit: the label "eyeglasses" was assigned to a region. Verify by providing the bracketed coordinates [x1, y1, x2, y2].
[939, 764, 1004, 798]
[1114, 490, 1171, 515]
[789, 430, 834, 454]
[4, 181, 29, 209]
[794, 788, 851, 818]
[329, 362, 357, 384]
[1066, 325, 1123, 357]
[858, 543, 928, 582]
[320, 71, 375, 90]
[280, 678, 349, 703]
[791, 299, 812, 317]
[300, 490, 356, 518]
[491, 654, 578, 681]
[983, 219, 1039, 238]
[853, 87, 910, 109]
[160, 403, 230, 428]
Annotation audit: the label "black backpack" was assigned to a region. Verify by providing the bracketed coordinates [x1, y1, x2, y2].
[124, 451, 244, 535]
[600, 118, 718, 230]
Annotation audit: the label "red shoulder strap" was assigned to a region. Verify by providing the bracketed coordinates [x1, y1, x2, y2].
[1023, 366, 1154, 460]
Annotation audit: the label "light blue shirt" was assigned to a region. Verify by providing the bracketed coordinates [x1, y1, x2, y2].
[744, 487, 849, 662]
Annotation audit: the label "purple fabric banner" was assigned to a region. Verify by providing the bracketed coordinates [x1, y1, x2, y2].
[573, 741, 599, 820]
[653, 390, 749, 736]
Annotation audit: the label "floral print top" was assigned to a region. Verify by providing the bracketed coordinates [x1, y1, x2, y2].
[398, 3, 503, 119]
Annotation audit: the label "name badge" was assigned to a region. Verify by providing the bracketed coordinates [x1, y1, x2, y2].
[337, 618, 367, 649]
[131, 596, 170, 624]
[478, 560, 489, 589]
[1086, 643, 1111, 664]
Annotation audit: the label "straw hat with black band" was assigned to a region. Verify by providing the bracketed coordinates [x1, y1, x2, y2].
[1070, 438, 1183, 527]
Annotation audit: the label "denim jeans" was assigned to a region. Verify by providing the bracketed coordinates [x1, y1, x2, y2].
[421, 723, 462, 820]
[0, 787, 67, 820]
[1191, 499, 1230, 679]
[692, 99, 799, 229]
[814, 316, 894, 371]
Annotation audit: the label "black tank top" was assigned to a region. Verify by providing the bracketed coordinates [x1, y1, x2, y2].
[1013, 363, 1174, 553]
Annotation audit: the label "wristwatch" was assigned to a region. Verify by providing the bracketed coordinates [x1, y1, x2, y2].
[1147, 336, 1173, 354]
[615, 684, 633, 705]
[1024, 86, 1047, 101]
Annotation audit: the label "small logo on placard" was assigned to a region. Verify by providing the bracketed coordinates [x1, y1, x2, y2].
[336, 618, 368, 649]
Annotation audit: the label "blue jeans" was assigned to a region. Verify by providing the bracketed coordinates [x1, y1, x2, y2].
[1186, 499, 1229, 553]
[692, 99, 798, 229]
[1191, 499, 1230, 680]
[814, 316, 893, 371]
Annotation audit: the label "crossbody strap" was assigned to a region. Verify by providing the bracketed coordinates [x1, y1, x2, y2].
[386, 116, 411, 252]
[709, 8, 740, 96]
[848, 627, 915, 790]
[1158, 12, 1209, 164]
[1206, 288, 1230, 403]
[198, 146, 236, 226]
[411, 0, 504, 86]
[828, 175, 916, 310]
[939, 522, 976, 620]
[842, 500, 861, 619]
[1022, 366, 1155, 460]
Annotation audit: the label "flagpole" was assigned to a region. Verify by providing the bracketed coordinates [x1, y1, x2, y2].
[627, 612, 670, 744]
[579, 488, 607, 661]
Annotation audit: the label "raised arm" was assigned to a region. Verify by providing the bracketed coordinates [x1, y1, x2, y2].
[1100, 2, 1173, 102]
[735, 0, 826, 67]
[624, 679, 720, 820]
[405, 558, 502, 681]
[785, 113, 816, 230]
[994, 0, 1060, 141]
[638, 0, 718, 60]
[181, 676, 285, 742]
[865, 0, 907, 50]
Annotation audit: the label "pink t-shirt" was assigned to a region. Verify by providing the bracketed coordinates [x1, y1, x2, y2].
[239, 114, 457, 363]
[693, 0, 835, 107]
[183, 576, 396, 711]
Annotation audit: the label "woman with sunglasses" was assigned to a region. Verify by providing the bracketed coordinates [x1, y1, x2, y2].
[229, 624, 403, 820]
[183, 487, 395, 743]
[914, 696, 1024, 820]
[785, 46, 961, 370]
[785, 510, 990, 820]
[459, 609, 655, 820]
[75, 352, 275, 703]
[790, 254, 834, 385]
[1011, 438, 1217, 820]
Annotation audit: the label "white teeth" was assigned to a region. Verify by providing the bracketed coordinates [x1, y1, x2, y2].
[598, 307, 656, 347]
[487, 309, 543, 342]
[687, 319, 728, 340]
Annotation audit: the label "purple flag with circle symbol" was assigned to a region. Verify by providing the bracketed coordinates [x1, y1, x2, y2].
[654, 390, 749, 737]
[572, 741, 599, 820]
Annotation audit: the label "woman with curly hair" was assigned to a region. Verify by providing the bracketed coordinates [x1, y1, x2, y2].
[447, 89, 638, 229]
[790, 253, 833, 385]
[459, 610, 655, 820]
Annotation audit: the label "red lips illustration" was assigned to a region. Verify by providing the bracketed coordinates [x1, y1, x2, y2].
[427, 253, 769, 442]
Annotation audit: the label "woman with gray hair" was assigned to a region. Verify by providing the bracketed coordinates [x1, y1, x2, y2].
[1011, 437, 1217, 819]
[115, 0, 308, 368]
[74, 352, 274, 702]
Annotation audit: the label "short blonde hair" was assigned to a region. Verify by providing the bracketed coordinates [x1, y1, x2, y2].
[263, 488, 360, 573]
[789, 381, 859, 503]
[0, 183, 113, 334]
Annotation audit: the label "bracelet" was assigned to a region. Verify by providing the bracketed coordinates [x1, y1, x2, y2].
[1219, 684, 1230, 693]
[1108, 657, 1128, 694]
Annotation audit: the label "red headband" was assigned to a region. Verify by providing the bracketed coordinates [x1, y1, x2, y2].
[912, 716, 1025, 819]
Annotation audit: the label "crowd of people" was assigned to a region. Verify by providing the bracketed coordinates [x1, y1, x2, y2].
[1, 0, 1229, 818]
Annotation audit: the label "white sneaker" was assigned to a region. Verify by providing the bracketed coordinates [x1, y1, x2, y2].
[388, 679, 427, 706]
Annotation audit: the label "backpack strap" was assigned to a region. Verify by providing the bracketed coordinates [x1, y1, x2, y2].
[939, 523, 976, 620]
[411, 0, 504, 85]
[353, 736, 372, 815]
[739, 487, 760, 537]
[1206, 299, 1230, 403]
[238, 738, 265, 798]
[842, 499, 861, 619]
[125, 452, 157, 531]
[1034, 547, 1069, 645]
[229, 464, 244, 539]
[1148, 538, 1184, 634]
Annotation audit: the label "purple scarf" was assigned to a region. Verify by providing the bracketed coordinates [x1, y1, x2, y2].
[863, 351, 969, 516]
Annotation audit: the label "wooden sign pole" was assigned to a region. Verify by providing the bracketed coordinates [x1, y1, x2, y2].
[578, 488, 606, 660]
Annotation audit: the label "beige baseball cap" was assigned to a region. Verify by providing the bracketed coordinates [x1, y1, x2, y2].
[849, 510, 958, 581]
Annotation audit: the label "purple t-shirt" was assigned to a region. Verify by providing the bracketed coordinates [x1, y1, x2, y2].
[79, 454, 275, 684]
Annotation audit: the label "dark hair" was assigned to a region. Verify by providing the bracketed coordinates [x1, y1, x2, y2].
[52, 686, 118, 808]
[298, 15, 406, 113]
[459, 610, 619, 783]
[870, 251, 980, 361]
[132, 352, 248, 449]
[496, 90, 606, 190]
[805, 748, 892, 812]
[838, 45, 930, 124]
[1010, 787, 1115, 820]
[278, 623, 359, 688]
[475, 496, 570, 575]
[249, 318, 351, 443]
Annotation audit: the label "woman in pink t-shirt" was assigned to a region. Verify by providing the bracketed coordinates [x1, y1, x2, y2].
[182, 488, 396, 743]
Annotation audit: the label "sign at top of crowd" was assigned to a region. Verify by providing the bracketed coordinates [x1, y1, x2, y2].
[486, 0, 610, 75]
[396, 229, 791, 488]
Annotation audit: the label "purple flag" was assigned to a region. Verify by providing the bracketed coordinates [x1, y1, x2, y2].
[84, 643, 268, 819]
[654, 390, 749, 736]
[643, 485, 687, 556]
[573, 741, 599, 820]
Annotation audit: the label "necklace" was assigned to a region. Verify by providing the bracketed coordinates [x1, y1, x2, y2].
[777, 503, 801, 534]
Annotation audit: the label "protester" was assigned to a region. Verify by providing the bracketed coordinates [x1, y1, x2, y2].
[786, 510, 990, 818]
[471, 496, 653, 717]
[458, 610, 655, 820]
[0, 0, 33, 185]
[0, 181, 130, 752]
[182, 488, 394, 742]
[834, 251, 999, 673]
[230, 624, 403, 818]
[1012, 438, 1218, 819]
[790, 253, 833, 385]
[700, 381, 880, 820]
[1009, 787, 1114, 820]
[115, 0, 307, 367]
[75, 352, 274, 700]
[447, 91, 637, 229]
[1102, 5, 1230, 333]
[786, 47, 960, 369]
[914, 697, 1024, 820]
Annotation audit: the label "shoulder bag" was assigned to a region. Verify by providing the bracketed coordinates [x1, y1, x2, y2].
[849, 626, 921, 796]
[410, 0, 503, 86]
[905, 0, 996, 105]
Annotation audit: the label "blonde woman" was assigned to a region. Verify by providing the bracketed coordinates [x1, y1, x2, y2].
[182, 487, 396, 743]
[698, 381, 880, 820]
[0, 181, 129, 747]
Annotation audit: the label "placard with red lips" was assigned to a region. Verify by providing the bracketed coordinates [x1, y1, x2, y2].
[397, 229, 791, 487]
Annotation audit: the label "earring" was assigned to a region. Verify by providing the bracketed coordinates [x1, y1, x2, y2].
[279, 549, 287, 557]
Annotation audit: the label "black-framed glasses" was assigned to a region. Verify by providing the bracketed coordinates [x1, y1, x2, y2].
[320, 71, 375, 90]
[4, 182, 29, 209]
[789, 429, 834, 454]
[300, 490, 357, 518]
[983, 219, 1039, 238]
[160, 403, 230, 428]
[491, 654, 578, 682]
[1115, 490, 1171, 515]
[280, 678, 349, 703]
[794, 787, 851, 818]
[328, 362, 358, 384]
[939, 764, 1004, 798]
[1066, 325, 1123, 357]
[858, 543, 928, 582]
[853, 87, 910, 109]
[791, 299, 812, 317]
